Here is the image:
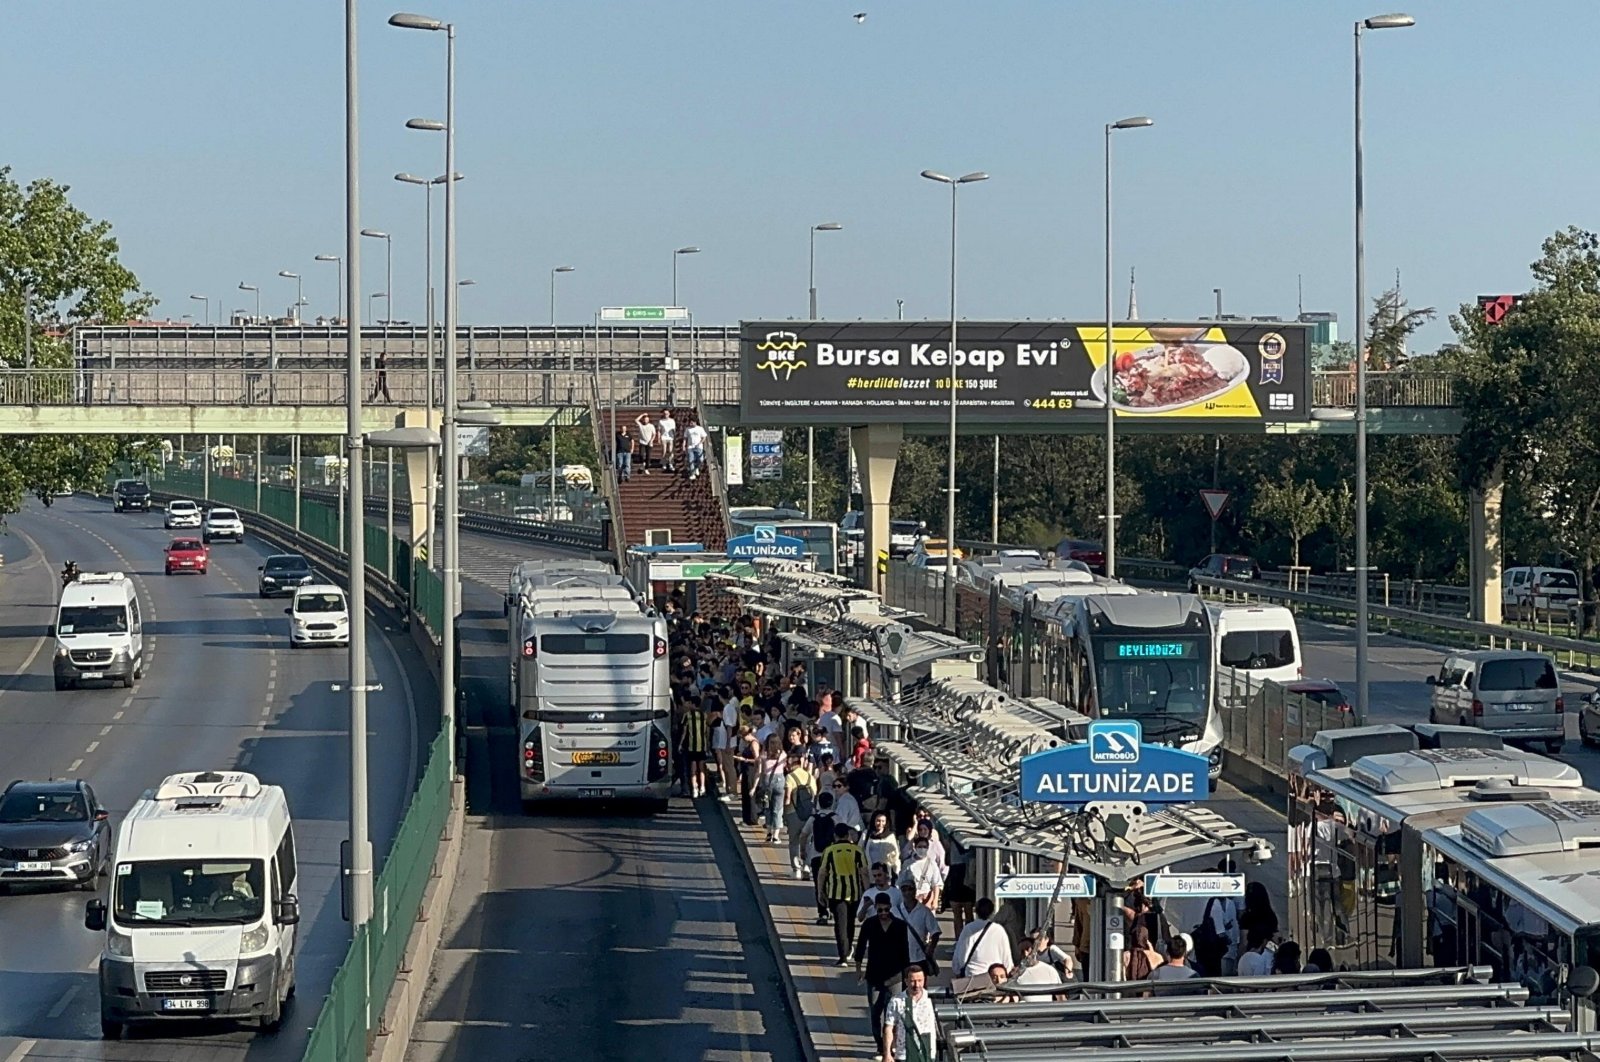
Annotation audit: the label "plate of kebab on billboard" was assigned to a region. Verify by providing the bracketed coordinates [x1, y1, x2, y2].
[1090, 326, 1251, 413]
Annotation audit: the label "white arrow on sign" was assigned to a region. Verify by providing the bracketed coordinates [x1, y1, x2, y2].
[1199, 488, 1232, 521]
[1143, 872, 1245, 898]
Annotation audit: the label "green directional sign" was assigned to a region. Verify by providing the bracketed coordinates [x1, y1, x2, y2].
[599, 306, 689, 322]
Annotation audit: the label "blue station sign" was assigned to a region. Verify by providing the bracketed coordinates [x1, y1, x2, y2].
[727, 523, 805, 561]
[1018, 720, 1210, 807]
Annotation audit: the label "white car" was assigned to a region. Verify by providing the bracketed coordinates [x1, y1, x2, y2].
[164, 499, 202, 529]
[202, 507, 245, 543]
[287, 584, 350, 648]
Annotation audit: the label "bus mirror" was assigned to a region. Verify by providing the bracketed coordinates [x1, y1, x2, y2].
[1566, 965, 1600, 1000]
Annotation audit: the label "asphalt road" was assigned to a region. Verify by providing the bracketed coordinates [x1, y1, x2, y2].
[0, 495, 432, 1062]
[403, 533, 804, 1062]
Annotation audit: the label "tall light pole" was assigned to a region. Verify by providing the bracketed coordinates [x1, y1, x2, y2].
[315, 255, 343, 322]
[550, 265, 575, 326]
[361, 229, 393, 321]
[341, 0, 373, 935]
[806, 223, 843, 518]
[1354, 12, 1415, 726]
[393, 9, 459, 778]
[188, 294, 209, 325]
[1103, 116, 1153, 580]
[278, 271, 304, 322]
[238, 282, 260, 322]
[921, 169, 989, 626]
[670, 246, 699, 405]
[368, 292, 387, 322]
[1213, 287, 1223, 318]
[395, 171, 455, 524]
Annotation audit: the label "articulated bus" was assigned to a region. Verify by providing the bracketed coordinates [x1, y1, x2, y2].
[1287, 724, 1600, 1028]
[509, 561, 672, 810]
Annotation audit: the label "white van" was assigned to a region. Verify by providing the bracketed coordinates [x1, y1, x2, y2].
[52, 572, 145, 691]
[1502, 566, 1581, 621]
[286, 584, 350, 648]
[1209, 604, 1302, 699]
[84, 771, 300, 1039]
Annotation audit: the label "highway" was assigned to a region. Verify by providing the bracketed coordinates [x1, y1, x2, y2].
[402, 532, 804, 1062]
[0, 494, 432, 1061]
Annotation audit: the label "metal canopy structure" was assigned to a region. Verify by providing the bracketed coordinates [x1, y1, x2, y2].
[936, 970, 1600, 1062]
[862, 676, 1271, 885]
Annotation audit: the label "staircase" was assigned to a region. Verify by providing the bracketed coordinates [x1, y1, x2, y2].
[600, 405, 728, 551]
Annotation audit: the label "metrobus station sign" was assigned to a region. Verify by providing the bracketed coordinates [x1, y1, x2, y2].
[1018, 720, 1210, 806]
[727, 524, 805, 561]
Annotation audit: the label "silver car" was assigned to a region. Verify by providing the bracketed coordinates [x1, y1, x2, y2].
[1427, 649, 1564, 753]
[0, 780, 112, 892]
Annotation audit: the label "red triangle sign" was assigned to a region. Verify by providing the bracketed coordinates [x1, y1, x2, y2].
[1199, 489, 1231, 520]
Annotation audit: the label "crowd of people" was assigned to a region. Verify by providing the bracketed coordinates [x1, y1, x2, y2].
[613, 409, 709, 481]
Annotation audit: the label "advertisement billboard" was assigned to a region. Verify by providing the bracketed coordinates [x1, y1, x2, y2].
[740, 321, 1310, 425]
[748, 429, 784, 481]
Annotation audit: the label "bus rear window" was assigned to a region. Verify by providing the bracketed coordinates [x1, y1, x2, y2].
[1220, 630, 1296, 669]
[541, 633, 650, 655]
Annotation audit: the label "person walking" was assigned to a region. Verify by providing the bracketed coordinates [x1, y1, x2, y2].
[854, 894, 911, 1053]
[881, 964, 938, 1062]
[684, 416, 708, 479]
[1237, 925, 1276, 977]
[613, 424, 634, 482]
[820, 824, 867, 965]
[802, 790, 839, 909]
[369, 350, 392, 401]
[759, 733, 787, 843]
[952, 898, 1014, 980]
[656, 409, 678, 472]
[634, 412, 657, 474]
[784, 750, 817, 877]
[898, 880, 942, 977]
[863, 812, 902, 880]
[679, 694, 712, 798]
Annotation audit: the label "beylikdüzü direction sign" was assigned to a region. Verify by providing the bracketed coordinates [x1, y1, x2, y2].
[1018, 720, 1210, 806]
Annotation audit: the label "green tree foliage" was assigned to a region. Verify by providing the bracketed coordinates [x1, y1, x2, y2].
[1251, 469, 1327, 568]
[0, 167, 158, 511]
[1365, 285, 1436, 370]
[476, 424, 598, 486]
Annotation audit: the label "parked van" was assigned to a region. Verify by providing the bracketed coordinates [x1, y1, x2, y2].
[1502, 566, 1581, 621]
[83, 770, 299, 1039]
[1427, 649, 1565, 753]
[51, 572, 144, 691]
[1209, 604, 1302, 700]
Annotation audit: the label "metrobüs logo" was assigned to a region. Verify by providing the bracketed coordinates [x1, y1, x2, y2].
[755, 330, 808, 382]
[1088, 720, 1141, 764]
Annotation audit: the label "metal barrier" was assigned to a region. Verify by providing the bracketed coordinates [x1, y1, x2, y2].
[296, 484, 603, 553]
[1216, 668, 1353, 776]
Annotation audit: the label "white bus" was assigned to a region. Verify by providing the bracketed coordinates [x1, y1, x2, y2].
[511, 563, 671, 810]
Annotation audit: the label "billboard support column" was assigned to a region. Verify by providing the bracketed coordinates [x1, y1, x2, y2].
[851, 423, 902, 596]
[1469, 462, 1503, 626]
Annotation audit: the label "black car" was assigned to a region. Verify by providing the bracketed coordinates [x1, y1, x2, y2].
[258, 553, 315, 598]
[0, 779, 111, 892]
[1188, 553, 1263, 592]
[112, 479, 152, 513]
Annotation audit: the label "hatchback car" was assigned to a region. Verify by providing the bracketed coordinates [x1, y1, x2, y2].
[164, 499, 202, 529]
[1189, 553, 1262, 592]
[164, 537, 209, 576]
[0, 779, 111, 892]
[258, 554, 315, 598]
[202, 507, 245, 544]
[287, 585, 350, 648]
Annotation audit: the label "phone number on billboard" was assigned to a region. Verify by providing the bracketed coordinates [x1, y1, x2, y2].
[1022, 398, 1078, 410]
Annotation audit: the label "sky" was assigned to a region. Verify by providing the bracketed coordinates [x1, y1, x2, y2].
[5, 1, 1598, 354]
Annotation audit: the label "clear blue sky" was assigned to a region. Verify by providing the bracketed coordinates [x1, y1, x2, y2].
[5, 0, 1596, 352]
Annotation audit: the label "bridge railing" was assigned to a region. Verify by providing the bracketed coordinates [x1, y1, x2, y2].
[1311, 370, 1456, 408]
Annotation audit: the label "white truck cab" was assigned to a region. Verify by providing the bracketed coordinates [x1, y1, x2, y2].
[84, 771, 299, 1039]
[52, 572, 144, 691]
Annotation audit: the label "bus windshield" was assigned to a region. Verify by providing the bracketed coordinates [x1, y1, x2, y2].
[59, 605, 128, 635]
[1092, 635, 1210, 729]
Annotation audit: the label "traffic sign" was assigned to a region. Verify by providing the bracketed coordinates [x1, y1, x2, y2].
[1019, 720, 1210, 807]
[727, 526, 805, 561]
[994, 873, 1096, 899]
[599, 306, 689, 321]
[1199, 489, 1231, 521]
[1143, 873, 1245, 898]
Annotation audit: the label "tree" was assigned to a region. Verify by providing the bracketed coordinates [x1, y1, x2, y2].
[1251, 471, 1328, 568]
[1364, 284, 1436, 370]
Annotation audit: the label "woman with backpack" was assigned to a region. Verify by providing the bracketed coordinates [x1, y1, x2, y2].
[784, 750, 816, 876]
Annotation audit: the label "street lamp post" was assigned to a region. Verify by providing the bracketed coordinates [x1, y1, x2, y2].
[368, 292, 387, 322]
[920, 169, 989, 627]
[670, 246, 699, 405]
[188, 294, 209, 325]
[1354, 11, 1415, 726]
[806, 222, 843, 519]
[277, 271, 304, 322]
[393, 9, 460, 779]
[315, 255, 343, 322]
[550, 265, 574, 326]
[361, 230, 392, 321]
[1103, 116, 1153, 580]
[396, 172, 452, 562]
[238, 282, 260, 322]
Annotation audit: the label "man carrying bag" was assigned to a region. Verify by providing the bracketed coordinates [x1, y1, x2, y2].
[881, 964, 938, 1062]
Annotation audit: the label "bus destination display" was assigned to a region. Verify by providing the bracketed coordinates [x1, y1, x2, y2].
[1104, 640, 1199, 660]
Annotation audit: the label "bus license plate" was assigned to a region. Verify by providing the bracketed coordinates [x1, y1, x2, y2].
[162, 997, 211, 1011]
[571, 751, 620, 765]
[578, 788, 615, 798]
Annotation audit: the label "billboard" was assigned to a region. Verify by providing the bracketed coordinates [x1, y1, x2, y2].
[740, 321, 1310, 425]
[748, 429, 784, 481]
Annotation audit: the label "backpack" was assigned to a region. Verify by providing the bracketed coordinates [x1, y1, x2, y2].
[793, 779, 816, 820]
[1191, 898, 1228, 974]
[811, 811, 837, 850]
[1126, 946, 1157, 981]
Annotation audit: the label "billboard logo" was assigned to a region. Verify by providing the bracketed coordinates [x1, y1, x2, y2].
[755, 330, 808, 382]
[1268, 393, 1295, 411]
[1088, 720, 1141, 764]
[1258, 333, 1286, 384]
[753, 524, 777, 544]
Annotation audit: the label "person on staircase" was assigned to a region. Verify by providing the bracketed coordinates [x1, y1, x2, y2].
[657, 409, 678, 473]
[613, 423, 634, 482]
[634, 413, 657, 475]
[684, 415, 708, 479]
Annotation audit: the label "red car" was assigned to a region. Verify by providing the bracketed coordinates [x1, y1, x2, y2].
[164, 537, 209, 576]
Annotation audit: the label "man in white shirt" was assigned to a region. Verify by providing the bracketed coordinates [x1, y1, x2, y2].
[634, 413, 657, 474]
[817, 700, 845, 745]
[1236, 925, 1275, 977]
[1010, 937, 1064, 992]
[656, 410, 678, 472]
[684, 419, 708, 478]
[857, 863, 908, 921]
[898, 881, 942, 972]
[881, 965, 937, 1062]
[952, 898, 1014, 978]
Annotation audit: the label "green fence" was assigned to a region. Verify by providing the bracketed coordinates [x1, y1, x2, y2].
[302, 729, 453, 1061]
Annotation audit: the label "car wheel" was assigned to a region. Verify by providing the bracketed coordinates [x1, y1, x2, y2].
[1582, 716, 1598, 749]
[100, 1018, 123, 1040]
[54, 676, 71, 692]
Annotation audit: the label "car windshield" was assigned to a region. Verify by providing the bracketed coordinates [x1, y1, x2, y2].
[209, 509, 238, 521]
[0, 791, 87, 823]
[1220, 629, 1296, 670]
[295, 593, 345, 614]
[891, 521, 920, 535]
[114, 859, 266, 927]
[1479, 658, 1558, 692]
[170, 540, 202, 552]
[170, 502, 196, 511]
[59, 605, 128, 635]
[265, 556, 310, 573]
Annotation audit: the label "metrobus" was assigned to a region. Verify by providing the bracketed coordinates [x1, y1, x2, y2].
[509, 561, 672, 810]
[728, 515, 841, 575]
[1289, 723, 1600, 1030]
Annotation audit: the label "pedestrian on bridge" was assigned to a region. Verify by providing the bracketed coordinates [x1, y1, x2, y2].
[634, 413, 657, 474]
[369, 351, 392, 401]
[855, 893, 911, 1052]
[613, 425, 634, 482]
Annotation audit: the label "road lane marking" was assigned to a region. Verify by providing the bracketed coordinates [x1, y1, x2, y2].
[84, 741, 99, 754]
[112, 711, 124, 720]
[99, 725, 112, 736]
[67, 759, 82, 773]
[4, 1040, 37, 1062]
[46, 985, 79, 1019]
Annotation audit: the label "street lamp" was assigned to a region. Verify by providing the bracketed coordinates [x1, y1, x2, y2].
[920, 169, 989, 626]
[1102, 115, 1153, 580]
[368, 292, 388, 321]
[670, 246, 700, 404]
[361, 229, 393, 322]
[392, 9, 461, 786]
[805, 222, 844, 518]
[808, 222, 843, 320]
[1354, 12, 1415, 726]
[277, 270, 304, 322]
[315, 255, 343, 323]
[550, 265, 575, 326]
[188, 294, 209, 325]
[672, 245, 699, 307]
[238, 282, 260, 322]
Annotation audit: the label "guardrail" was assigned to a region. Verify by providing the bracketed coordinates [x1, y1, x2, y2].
[296, 483, 603, 553]
[1216, 668, 1354, 778]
